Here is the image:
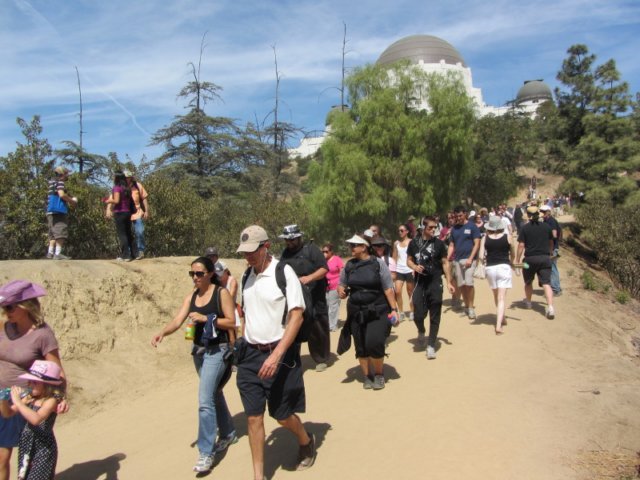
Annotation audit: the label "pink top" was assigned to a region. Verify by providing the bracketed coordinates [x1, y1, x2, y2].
[325, 254, 344, 291]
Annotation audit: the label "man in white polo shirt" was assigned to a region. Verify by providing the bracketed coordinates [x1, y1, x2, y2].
[236, 225, 316, 480]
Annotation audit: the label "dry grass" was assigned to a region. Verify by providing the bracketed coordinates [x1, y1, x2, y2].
[570, 449, 640, 479]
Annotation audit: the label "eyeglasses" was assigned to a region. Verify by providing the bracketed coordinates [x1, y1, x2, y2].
[188, 271, 207, 278]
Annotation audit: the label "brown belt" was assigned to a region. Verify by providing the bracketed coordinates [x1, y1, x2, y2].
[247, 341, 279, 352]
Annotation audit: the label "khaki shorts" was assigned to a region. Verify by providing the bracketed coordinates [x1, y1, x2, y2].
[453, 259, 476, 287]
[47, 213, 68, 240]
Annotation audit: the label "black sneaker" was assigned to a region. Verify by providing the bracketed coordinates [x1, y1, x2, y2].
[296, 432, 316, 471]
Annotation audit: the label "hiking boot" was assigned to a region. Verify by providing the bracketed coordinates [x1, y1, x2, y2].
[315, 363, 328, 373]
[546, 306, 555, 320]
[214, 432, 238, 453]
[296, 432, 316, 471]
[467, 308, 476, 320]
[373, 375, 385, 390]
[53, 253, 71, 260]
[193, 453, 214, 473]
[426, 345, 437, 360]
[363, 376, 374, 390]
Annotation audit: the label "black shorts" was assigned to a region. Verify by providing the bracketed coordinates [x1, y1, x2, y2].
[523, 255, 552, 286]
[236, 340, 305, 420]
[395, 272, 415, 283]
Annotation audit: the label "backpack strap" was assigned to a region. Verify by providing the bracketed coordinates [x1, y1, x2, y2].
[275, 262, 289, 326]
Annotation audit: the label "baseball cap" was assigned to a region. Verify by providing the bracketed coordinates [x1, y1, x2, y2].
[539, 205, 552, 212]
[237, 225, 269, 253]
[204, 246, 219, 257]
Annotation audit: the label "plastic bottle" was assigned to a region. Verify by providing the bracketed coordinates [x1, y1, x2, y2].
[185, 320, 195, 340]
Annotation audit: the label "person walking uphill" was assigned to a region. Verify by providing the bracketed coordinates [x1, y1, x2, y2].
[279, 225, 330, 372]
[516, 206, 556, 319]
[45, 166, 77, 260]
[124, 170, 149, 260]
[337, 233, 399, 389]
[406, 216, 455, 359]
[236, 225, 317, 480]
[448, 205, 481, 320]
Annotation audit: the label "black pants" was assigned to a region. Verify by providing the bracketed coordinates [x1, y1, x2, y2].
[114, 212, 137, 259]
[412, 277, 443, 347]
[308, 300, 330, 364]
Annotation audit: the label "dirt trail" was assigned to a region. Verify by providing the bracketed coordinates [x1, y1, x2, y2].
[1, 251, 639, 479]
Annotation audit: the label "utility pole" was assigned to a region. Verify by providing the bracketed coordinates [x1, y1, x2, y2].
[75, 66, 85, 173]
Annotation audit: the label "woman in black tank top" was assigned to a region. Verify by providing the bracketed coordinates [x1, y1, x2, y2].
[478, 216, 515, 335]
[151, 257, 238, 473]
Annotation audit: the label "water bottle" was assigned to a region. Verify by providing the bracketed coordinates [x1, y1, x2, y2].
[185, 320, 195, 340]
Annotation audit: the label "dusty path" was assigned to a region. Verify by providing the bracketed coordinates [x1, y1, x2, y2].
[2, 250, 639, 479]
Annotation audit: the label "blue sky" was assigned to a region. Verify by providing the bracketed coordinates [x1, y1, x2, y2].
[1, 0, 639, 164]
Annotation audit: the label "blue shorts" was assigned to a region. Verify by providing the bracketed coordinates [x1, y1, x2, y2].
[0, 415, 25, 448]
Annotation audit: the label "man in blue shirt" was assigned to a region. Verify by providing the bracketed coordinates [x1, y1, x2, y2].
[46, 166, 77, 260]
[447, 205, 481, 320]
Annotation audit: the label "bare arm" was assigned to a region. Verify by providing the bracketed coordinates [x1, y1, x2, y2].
[442, 257, 455, 294]
[10, 389, 58, 426]
[105, 191, 120, 205]
[300, 267, 328, 286]
[466, 237, 480, 267]
[516, 242, 525, 264]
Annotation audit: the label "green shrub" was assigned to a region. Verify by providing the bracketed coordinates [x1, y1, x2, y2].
[581, 271, 598, 291]
[615, 290, 630, 304]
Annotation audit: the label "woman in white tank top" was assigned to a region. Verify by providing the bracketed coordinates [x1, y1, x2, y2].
[392, 224, 415, 320]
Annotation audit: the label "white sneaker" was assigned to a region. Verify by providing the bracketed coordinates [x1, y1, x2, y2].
[522, 299, 532, 309]
[467, 308, 476, 320]
[399, 312, 405, 322]
[426, 345, 437, 360]
[214, 432, 238, 453]
[193, 453, 214, 473]
[546, 306, 555, 319]
[409, 312, 414, 321]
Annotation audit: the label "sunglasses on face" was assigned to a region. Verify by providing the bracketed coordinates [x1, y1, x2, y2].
[424, 225, 437, 230]
[322, 250, 330, 254]
[348, 243, 363, 249]
[188, 271, 207, 278]
[2, 304, 18, 313]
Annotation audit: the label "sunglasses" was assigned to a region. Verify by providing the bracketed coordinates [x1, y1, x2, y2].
[188, 271, 207, 278]
[424, 225, 437, 230]
[2, 304, 18, 313]
[322, 250, 330, 254]
[348, 243, 363, 248]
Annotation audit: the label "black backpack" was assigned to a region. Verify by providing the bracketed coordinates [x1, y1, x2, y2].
[242, 262, 313, 343]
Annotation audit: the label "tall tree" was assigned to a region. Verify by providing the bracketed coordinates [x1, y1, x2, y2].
[305, 62, 476, 240]
[0, 117, 53, 258]
[468, 112, 537, 207]
[558, 49, 640, 206]
[149, 34, 248, 197]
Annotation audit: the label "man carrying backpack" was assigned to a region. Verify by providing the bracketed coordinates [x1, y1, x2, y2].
[279, 224, 330, 372]
[236, 225, 317, 479]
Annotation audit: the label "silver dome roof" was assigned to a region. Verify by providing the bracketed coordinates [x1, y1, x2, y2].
[516, 80, 552, 104]
[377, 35, 466, 67]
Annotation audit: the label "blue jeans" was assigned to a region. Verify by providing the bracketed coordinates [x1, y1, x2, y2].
[550, 257, 562, 294]
[133, 218, 145, 253]
[192, 344, 235, 455]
